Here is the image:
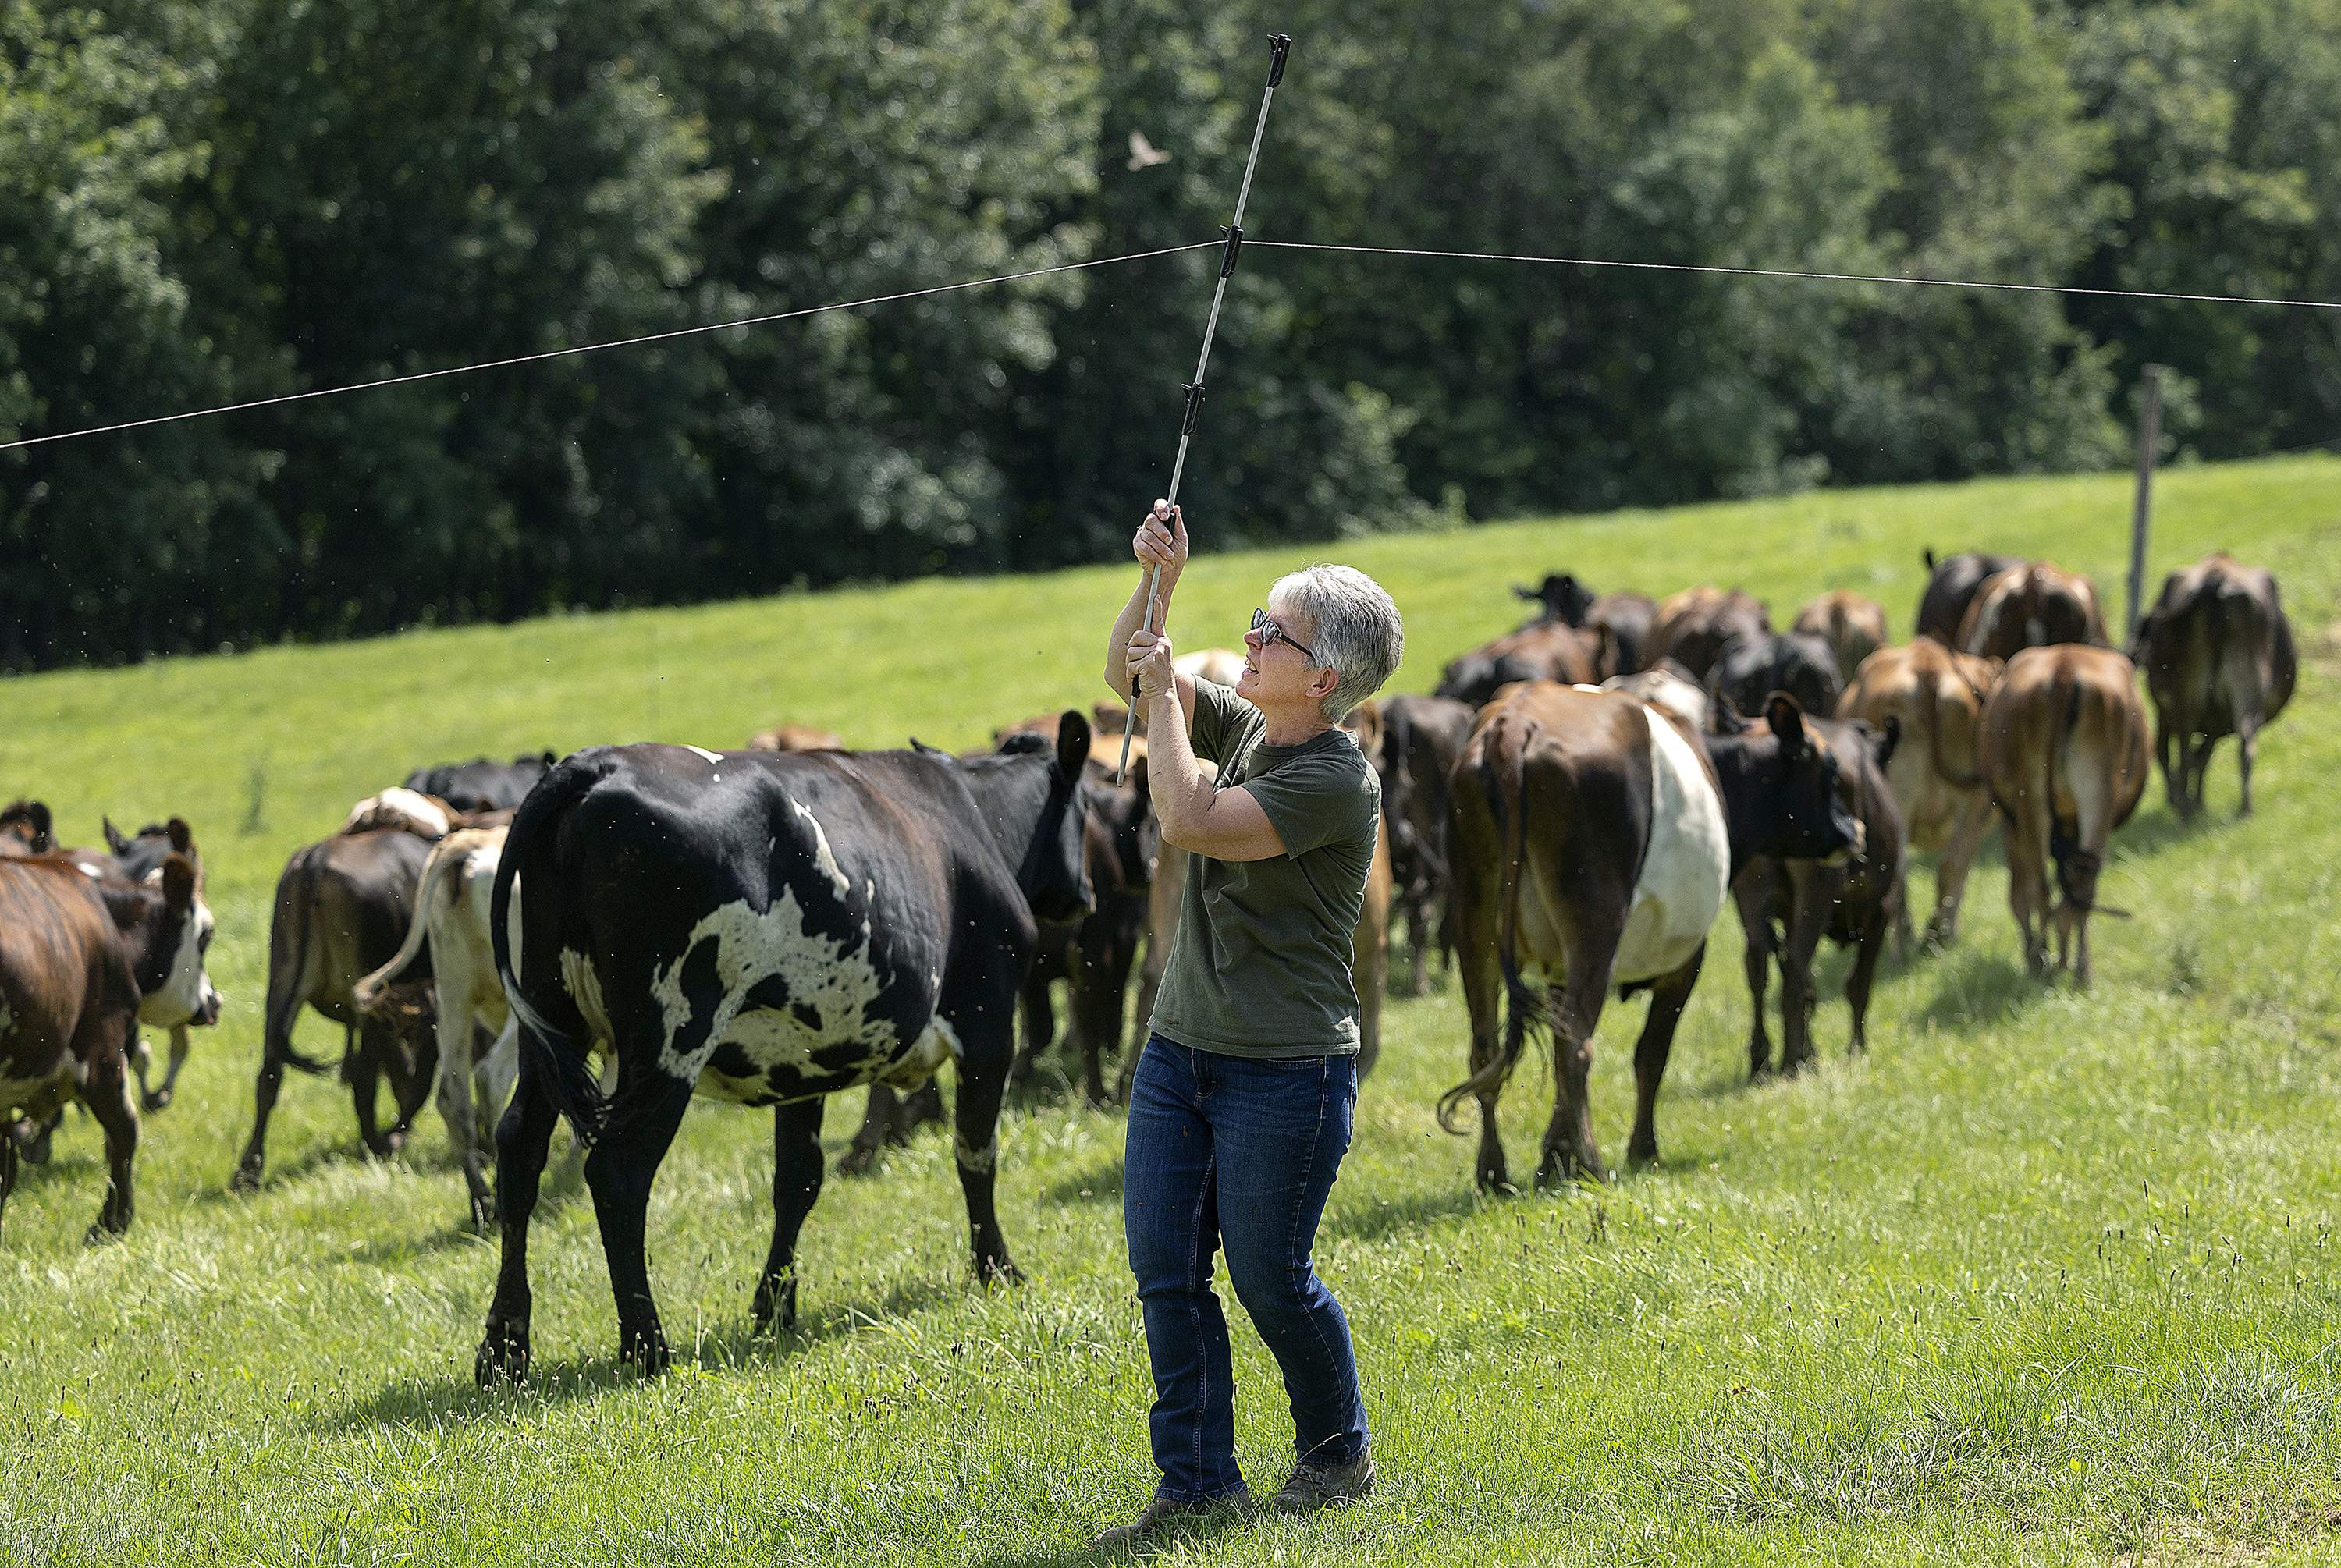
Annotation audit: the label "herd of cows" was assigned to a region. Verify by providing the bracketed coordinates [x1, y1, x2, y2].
[0, 545, 2297, 1381]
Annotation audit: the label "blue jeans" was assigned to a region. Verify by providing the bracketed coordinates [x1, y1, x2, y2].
[1124, 1034, 1369, 1502]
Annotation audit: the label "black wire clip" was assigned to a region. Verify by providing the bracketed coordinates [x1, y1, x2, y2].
[1181, 381, 1207, 436]
[1267, 34, 1291, 88]
[1219, 224, 1245, 278]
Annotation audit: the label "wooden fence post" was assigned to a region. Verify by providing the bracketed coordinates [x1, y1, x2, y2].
[2127, 364, 2164, 644]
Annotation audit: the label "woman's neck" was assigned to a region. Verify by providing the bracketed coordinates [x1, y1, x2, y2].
[1259, 702, 1335, 747]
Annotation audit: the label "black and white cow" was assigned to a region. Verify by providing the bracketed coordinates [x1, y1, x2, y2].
[402, 754, 554, 814]
[476, 718, 1096, 1382]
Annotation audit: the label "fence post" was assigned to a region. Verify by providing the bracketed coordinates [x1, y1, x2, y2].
[2126, 364, 2164, 644]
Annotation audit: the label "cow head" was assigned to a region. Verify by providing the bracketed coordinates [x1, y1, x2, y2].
[130, 830, 222, 1028]
[1, 798, 55, 855]
[1515, 573, 1597, 626]
[985, 713, 1096, 926]
[1707, 694, 1863, 869]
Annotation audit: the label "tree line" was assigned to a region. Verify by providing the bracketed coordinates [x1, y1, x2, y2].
[3, 0, 2336, 670]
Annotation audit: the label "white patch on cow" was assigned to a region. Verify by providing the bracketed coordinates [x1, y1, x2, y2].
[683, 745, 724, 764]
[790, 799, 850, 898]
[1612, 708, 1732, 983]
[137, 899, 217, 1027]
[878, 1016, 962, 1089]
[649, 889, 915, 1095]
[560, 947, 613, 1044]
[954, 1131, 998, 1173]
[341, 787, 452, 839]
[74, 861, 103, 880]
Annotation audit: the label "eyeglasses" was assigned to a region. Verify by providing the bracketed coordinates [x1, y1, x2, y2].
[1250, 608, 1320, 665]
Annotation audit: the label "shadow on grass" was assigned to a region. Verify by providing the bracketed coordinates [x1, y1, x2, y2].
[1916, 947, 2039, 1032]
[968, 1507, 1256, 1568]
[322, 1272, 962, 1435]
[1035, 1158, 1124, 1207]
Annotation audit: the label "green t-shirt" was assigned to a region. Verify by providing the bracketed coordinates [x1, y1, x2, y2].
[1148, 678, 1382, 1059]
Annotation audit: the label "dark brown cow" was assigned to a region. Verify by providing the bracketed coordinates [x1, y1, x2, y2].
[2130, 554, 2297, 819]
[1793, 591, 1890, 685]
[2, 800, 55, 856]
[1706, 630, 1844, 721]
[232, 826, 442, 1188]
[1645, 587, 1770, 681]
[1375, 694, 1476, 995]
[1957, 562, 2109, 659]
[1732, 715, 1905, 1076]
[1436, 620, 1601, 708]
[1838, 639, 2002, 946]
[1, 848, 218, 1243]
[1440, 684, 1860, 1188]
[1915, 550, 2022, 644]
[1514, 573, 1597, 627]
[1980, 645, 2149, 984]
[1514, 576, 1658, 676]
[747, 724, 845, 753]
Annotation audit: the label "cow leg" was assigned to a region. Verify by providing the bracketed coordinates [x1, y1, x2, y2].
[233, 993, 315, 1191]
[140, 1024, 192, 1112]
[949, 1009, 1022, 1286]
[1736, 878, 1777, 1080]
[382, 1021, 440, 1152]
[476, 1068, 560, 1385]
[1626, 947, 1703, 1167]
[1455, 906, 1511, 1193]
[0, 1115, 17, 1245]
[753, 1097, 827, 1335]
[1845, 906, 1888, 1055]
[83, 1040, 140, 1241]
[837, 1085, 897, 1177]
[1009, 970, 1053, 1088]
[581, 1077, 694, 1375]
[1778, 879, 1828, 1074]
[1074, 938, 1132, 1110]
[1925, 794, 1993, 949]
[435, 992, 492, 1230]
[350, 1027, 392, 1158]
[2237, 718, 2260, 818]
[2004, 805, 2051, 979]
[1536, 960, 1614, 1188]
[898, 1080, 946, 1137]
[2155, 715, 2185, 818]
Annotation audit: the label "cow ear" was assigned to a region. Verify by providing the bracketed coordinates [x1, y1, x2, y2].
[161, 854, 196, 913]
[1512, 583, 1539, 601]
[1874, 714, 1902, 769]
[105, 817, 132, 855]
[1766, 693, 1808, 755]
[166, 817, 194, 854]
[1055, 710, 1092, 779]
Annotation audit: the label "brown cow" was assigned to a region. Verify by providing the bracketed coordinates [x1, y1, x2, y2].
[1915, 550, 2023, 645]
[1440, 684, 1860, 1188]
[1958, 562, 2108, 659]
[1375, 694, 1476, 995]
[1, 848, 218, 1243]
[1838, 639, 2002, 947]
[2130, 554, 2297, 819]
[1793, 591, 1890, 686]
[1980, 645, 2148, 984]
[232, 825, 442, 1189]
[746, 724, 844, 753]
[1732, 715, 1905, 1076]
[1645, 587, 1771, 680]
[1436, 620, 1602, 707]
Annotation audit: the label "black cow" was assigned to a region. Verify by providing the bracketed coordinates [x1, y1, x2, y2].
[1732, 715, 1905, 1076]
[0, 800, 55, 856]
[1515, 576, 1657, 679]
[1375, 694, 1476, 995]
[1706, 630, 1845, 721]
[2130, 553, 2297, 819]
[1915, 549, 2022, 646]
[476, 718, 1095, 1382]
[403, 753, 555, 814]
[233, 828, 441, 1188]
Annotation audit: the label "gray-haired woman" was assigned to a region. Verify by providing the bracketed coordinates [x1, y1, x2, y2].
[1094, 500, 1404, 1546]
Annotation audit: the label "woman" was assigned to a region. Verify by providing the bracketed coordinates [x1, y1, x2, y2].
[1094, 499, 1404, 1546]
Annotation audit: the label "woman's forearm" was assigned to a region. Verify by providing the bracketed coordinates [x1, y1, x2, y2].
[1103, 569, 1178, 697]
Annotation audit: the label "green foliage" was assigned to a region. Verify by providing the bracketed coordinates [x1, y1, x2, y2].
[1, 0, 2335, 669]
[2, 456, 2337, 1563]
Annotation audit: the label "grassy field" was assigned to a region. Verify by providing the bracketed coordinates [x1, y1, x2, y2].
[3, 456, 2339, 1566]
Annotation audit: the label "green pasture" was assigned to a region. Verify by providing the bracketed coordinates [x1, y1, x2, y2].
[3, 456, 2339, 1565]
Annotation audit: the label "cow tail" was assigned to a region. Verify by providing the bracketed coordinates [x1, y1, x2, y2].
[1922, 670, 1984, 789]
[1438, 715, 1547, 1132]
[2044, 671, 2087, 909]
[353, 837, 453, 1011]
[267, 846, 333, 1077]
[1380, 705, 1429, 899]
[492, 761, 608, 1142]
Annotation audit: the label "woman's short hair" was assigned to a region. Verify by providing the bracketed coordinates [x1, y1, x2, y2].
[1271, 565, 1404, 722]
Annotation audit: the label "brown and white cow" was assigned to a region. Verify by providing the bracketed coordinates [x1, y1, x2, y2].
[1601, 662, 1710, 733]
[1375, 694, 1476, 995]
[1958, 561, 2109, 660]
[1440, 684, 1860, 1188]
[1915, 549, 2022, 645]
[232, 825, 442, 1189]
[1, 847, 218, 1243]
[1980, 644, 2149, 984]
[2130, 554, 2297, 819]
[1838, 639, 2002, 947]
[1732, 715, 1905, 1076]
[1645, 587, 1771, 681]
[1437, 620, 1603, 708]
[1793, 591, 1890, 686]
[747, 724, 845, 754]
[353, 825, 522, 1227]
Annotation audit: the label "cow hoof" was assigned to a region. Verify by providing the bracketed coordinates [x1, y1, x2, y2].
[835, 1144, 881, 1179]
[618, 1324, 671, 1376]
[976, 1254, 1024, 1288]
[228, 1163, 263, 1194]
[84, 1219, 128, 1246]
[1626, 1140, 1659, 1169]
[475, 1320, 531, 1386]
[142, 1088, 174, 1112]
[752, 1278, 798, 1336]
